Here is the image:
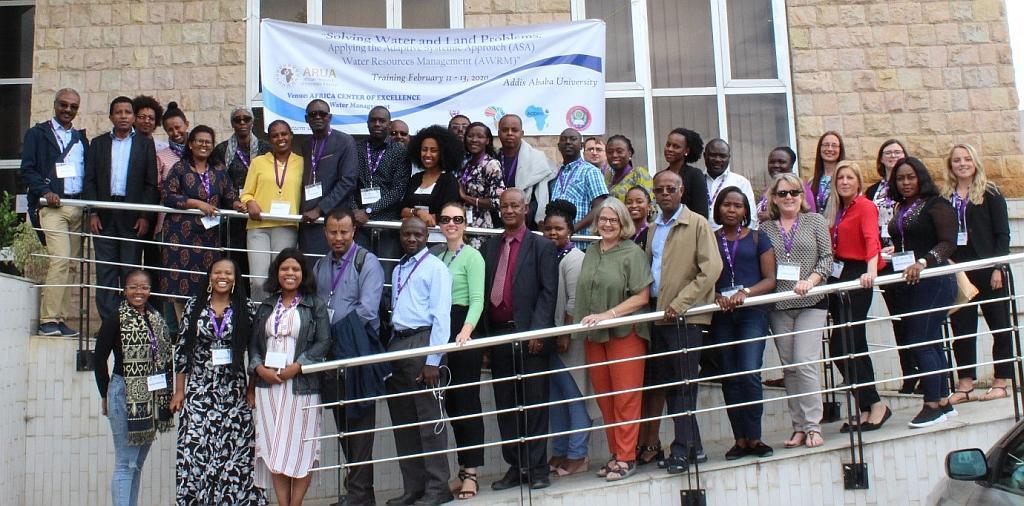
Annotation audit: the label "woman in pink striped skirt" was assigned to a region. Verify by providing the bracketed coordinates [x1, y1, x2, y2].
[249, 247, 332, 506]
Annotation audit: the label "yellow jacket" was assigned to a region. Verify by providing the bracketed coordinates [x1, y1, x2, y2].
[645, 206, 722, 326]
[239, 152, 304, 229]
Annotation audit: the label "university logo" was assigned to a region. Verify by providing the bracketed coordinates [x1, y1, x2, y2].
[565, 105, 591, 130]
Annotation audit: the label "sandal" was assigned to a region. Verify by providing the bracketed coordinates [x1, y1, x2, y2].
[981, 386, 1010, 401]
[555, 456, 589, 477]
[637, 444, 664, 466]
[948, 388, 975, 405]
[456, 470, 478, 500]
[596, 459, 616, 478]
[605, 460, 636, 482]
[784, 431, 806, 448]
[805, 430, 824, 448]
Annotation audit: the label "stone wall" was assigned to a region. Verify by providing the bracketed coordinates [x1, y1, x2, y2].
[787, 0, 1024, 195]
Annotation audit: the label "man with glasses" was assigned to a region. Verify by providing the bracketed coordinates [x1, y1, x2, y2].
[447, 114, 471, 144]
[354, 106, 410, 278]
[583, 137, 609, 175]
[703, 138, 756, 230]
[299, 99, 360, 256]
[645, 169, 721, 474]
[21, 88, 90, 336]
[390, 119, 411, 146]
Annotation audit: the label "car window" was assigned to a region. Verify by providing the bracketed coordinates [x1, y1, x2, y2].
[994, 433, 1024, 493]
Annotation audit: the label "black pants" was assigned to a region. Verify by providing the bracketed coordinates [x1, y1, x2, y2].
[828, 260, 881, 413]
[385, 328, 450, 497]
[222, 216, 250, 292]
[356, 228, 401, 281]
[445, 305, 485, 468]
[489, 328, 550, 480]
[950, 267, 1015, 380]
[322, 371, 377, 505]
[652, 322, 703, 458]
[880, 268, 916, 378]
[93, 219, 141, 321]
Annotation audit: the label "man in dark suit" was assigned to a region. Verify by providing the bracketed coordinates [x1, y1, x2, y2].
[82, 96, 158, 321]
[20, 88, 89, 336]
[483, 188, 558, 490]
[299, 99, 359, 256]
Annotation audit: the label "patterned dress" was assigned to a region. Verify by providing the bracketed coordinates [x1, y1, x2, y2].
[459, 154, 505, 231]
[160, 161, 238, 297]
[175, 297, 266, 505]
[603, 164, 652, 203]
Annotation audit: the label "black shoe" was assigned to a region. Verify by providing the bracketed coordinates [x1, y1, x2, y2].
[664, 455, 689, 474]
[38, 322, 61, 336]
[332, 496, 376, 506]
[386, 491, 425, 506]
[530, 475, 551, 490]
[746, 442, 774, 458]
[898, 379, 919, 395]
[939, 402, 958, 418]
[57, 322, 80, 337]
[694, 450, 708, 464]
[862, 406, 893, 432]
[491, 470, 523, 491]
[908, 405, 947, 428]
[412, 492, 454, 506]
[725, 445, 747, 461]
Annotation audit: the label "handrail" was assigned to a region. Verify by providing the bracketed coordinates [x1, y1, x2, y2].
[40, 198, 602, 242]
[301, 252, 1024, 373]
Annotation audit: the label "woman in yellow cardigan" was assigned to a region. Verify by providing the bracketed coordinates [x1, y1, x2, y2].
[240, 120, 304, 300]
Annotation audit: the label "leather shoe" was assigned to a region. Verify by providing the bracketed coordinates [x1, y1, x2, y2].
[412, 492, 454, 506]
[664, 455, 689, 474]
[491, 470, 523, 491]
[530, 475, 551, 490]
[331, 497, 375, 506]
[386, 490, 424, 505]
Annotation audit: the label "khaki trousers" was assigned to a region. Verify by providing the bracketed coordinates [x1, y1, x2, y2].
[39, 205, 83, 323]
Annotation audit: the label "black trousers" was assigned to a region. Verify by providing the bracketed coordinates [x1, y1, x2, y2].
[949, 267, 1015, 380]
[652, 322, 704, 458]
[222, 216, 250, 292]
[323, 372, 377, 505]
[385, 328, 450, 497]
[827, 260, 881, 413]
[880, 269, 916, 378]
[445, 305, 485, 468]
[489, 328, 550, 479]
[93, 218, 141, 321]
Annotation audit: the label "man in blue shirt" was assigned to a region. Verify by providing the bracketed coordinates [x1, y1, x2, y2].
[314, 208, 385, 506]
[385, 217, 453, 506]
[550, 128, 608, 242]
[20, 88, 89, 337]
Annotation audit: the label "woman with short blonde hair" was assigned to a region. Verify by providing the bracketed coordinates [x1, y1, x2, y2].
[590, 197, 636, 240]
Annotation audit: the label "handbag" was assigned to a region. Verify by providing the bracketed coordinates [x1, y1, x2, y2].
[949, 270, 979, 315]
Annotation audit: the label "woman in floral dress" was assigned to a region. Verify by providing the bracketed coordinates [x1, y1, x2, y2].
[458, 122, 505, 246]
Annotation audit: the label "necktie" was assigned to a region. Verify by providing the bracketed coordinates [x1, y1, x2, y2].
[490, 236, 513, 307]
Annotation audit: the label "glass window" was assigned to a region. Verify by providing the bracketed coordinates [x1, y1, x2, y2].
[586, 0, 635, 82]
[653, 95, 719, 170]
[324, 0, 386, 27]
[605, 97, 646, 171]
[725, 93, 787, 192]
[727, 0, 777, 79]
[402, 0, 450, 28]
[260, 0, 306, 22]
[0, 6, 33, 79]
[648, 0, 714, 88]
[0, 84, 32, 159]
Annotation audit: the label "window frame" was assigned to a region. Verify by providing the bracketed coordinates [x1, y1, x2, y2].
[572, 0, 795, 172]
[0, 0, 34, 173]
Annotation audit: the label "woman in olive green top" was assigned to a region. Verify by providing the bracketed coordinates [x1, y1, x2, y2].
[576, 198, 653, 482]
[434, 201, 486, 500]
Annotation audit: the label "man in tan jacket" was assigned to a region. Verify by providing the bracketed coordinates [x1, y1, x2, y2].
[645, 169, 722, 474]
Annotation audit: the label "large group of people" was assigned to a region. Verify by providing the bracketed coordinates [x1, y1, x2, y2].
[18, 87, 1015, 506]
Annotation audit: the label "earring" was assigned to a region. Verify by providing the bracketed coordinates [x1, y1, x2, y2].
[207, 283, 213, 294]
[230, 283, 235, 294]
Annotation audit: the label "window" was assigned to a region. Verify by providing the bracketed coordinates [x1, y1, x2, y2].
[0, 0, 34, 201]
[575, 0, 794, 190]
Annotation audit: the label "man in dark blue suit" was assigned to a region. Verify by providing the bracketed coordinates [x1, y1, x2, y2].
[298, 99, 359, 256]
[20, 88, 89, 336]
[483, 188, 559, 490]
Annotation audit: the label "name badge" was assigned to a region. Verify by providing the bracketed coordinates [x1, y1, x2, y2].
[147, 373, 167, 392]
[957, 231, 968, 246]
[466, 207, 474, 224]
[201, 215, 220, 229]
[269, 201, 291, 216]
[265, 351, 288, 369]
[211, 347, 232, 366]
[777, 263, 801, 281]
[831, 261, 845, 279]
[327, 307, 335, 321]
[891, 251, 916, 272]
[880, 226, 890, 239]
[55, 162, 78, 179]
[721, 285, 744, 298]
[361, 187, 382, 205]
[304, 183, 323, 201]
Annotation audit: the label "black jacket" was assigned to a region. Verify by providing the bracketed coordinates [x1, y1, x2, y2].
[952, 187, 1010, 262]
[482, 229, 558, 346]
[20, 120, 89, 204]
[83, 130, 158, 228]
[300, 129, 359, 214]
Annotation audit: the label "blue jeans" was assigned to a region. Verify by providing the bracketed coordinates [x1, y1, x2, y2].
[896, 274, 956, 402]
[107, 375, 152, 506]
[712, 308, 769, 440]
[548, 353, 592, 459]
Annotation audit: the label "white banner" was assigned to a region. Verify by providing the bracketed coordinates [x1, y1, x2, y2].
[260, 19, 606, 136]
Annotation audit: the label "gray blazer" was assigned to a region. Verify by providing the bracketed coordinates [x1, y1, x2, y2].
[248, 293, 331, 394]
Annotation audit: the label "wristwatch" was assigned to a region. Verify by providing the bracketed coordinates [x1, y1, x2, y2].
[741, 287, 752, 295]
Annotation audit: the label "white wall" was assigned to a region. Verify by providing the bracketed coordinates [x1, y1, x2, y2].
[0, 274, 32, 506]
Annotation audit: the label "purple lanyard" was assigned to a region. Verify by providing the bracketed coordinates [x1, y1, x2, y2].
[816, 177, 831, 210]
[831, 205, 848, 251]
[707, 174, 726, 208]
[756, 194, 768, 214]
[612, 163, 633, 187]
[170, 142, 186, 158]
[51, 123, 67, 152]
[461, 154, 485, 187]
[895, 199, 924, 250]
[274, 156, 288, 193]
[366, 142, 385, 178]
[874, 180, 891, 207]
[633, 222, 649, 242]
[310, 137, 328, 182]
[273, 295, 300, 336]
[140, 310, 159, 362]
[719, 230, 740, 285]
[207, 306, 233, 341]
[441, 244, 465, 266]
[557, 244, 573, 260]
[556, 161, 579, 197]
[234, 148, 251, 169]
[500, 152, 518, 187]
[197, 168, 211, 198]
[328, 246, 358, 300]
[951, 192, 967, 230]
[778, 216, 801, 256]
[395, 251, 429, 301]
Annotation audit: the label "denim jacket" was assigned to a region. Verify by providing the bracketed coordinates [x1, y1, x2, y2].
[248, 293, 331, 394]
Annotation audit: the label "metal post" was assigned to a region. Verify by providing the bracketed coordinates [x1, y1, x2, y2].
[76, 206, 94, 371]
[1002, 265, 1023, 423]
[676, 318, 705, 506]
[820, 311, 841, 423]
[837, 291, 868, 490]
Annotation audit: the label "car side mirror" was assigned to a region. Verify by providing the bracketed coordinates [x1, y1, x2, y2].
[946, 448, 988, 481]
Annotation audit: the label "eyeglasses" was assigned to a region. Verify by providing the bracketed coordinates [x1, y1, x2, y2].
[306, 111, 330, 118]
[653, 186, 679, 195]
[882, 150, 904, 157]
[585, 147, 605, 152]
[598, 216, 620, 224]
[231, 116, 253, 124]
[192, 139, 214, 146]
[775, 190, 803, 198]
[821, 143, 840, 149]
[439, 215, 466, 225]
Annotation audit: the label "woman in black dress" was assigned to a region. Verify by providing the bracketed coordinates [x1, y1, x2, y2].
[401, 125, 462, 228]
